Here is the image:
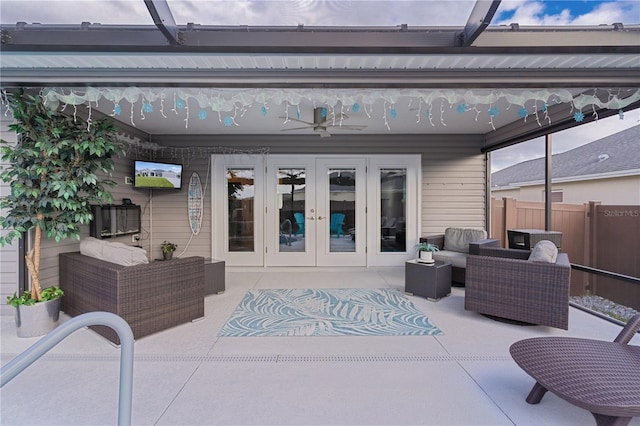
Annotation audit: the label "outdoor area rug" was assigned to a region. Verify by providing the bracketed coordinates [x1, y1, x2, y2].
[219, 288, 442, 337]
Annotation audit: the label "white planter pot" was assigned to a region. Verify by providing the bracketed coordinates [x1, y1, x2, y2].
[14, 297, 62, 338]
[418, 251, 433, 262]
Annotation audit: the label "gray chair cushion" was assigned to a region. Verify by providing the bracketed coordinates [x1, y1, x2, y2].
[443, 227, 487, 253]
[433, 250, 468, 269]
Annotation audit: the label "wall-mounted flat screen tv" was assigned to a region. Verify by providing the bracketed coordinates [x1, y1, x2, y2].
[134, 160, 183, 189]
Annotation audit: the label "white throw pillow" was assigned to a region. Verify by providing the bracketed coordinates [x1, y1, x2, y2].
[80, 237, 106, 260]
[528, 240, 558, 263]
[102, 241, 149, 266]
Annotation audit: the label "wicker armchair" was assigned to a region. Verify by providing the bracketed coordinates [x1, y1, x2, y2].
[464, 246, 571, 329]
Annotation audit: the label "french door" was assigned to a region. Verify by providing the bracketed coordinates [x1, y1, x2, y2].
[213, 154, 420, 267]
[265, 156, 367, 267]
[212, 154, 265, 266]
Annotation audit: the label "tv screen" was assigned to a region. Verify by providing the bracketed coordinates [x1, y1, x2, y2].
[134, 160, 183, 189]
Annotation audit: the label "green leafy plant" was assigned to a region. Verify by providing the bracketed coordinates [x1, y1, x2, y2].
[0, 90, 124, 303]
[7, 286, 64, 307]
[161, 241, 178, 254]
[415, 242, 440, 252]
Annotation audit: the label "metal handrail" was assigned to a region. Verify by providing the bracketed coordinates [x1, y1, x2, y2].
[1, 311, 134, 426]
[569, 263, 640, 329]
[571, 263, 640, 285]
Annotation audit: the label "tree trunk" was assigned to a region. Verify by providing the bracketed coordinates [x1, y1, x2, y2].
[25, 216, 43, 301]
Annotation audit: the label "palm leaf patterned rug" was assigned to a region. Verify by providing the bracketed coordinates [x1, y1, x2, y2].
[219, 288, 442, 336]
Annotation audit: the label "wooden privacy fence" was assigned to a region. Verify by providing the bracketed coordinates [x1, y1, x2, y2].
[491, 198, 640, 310]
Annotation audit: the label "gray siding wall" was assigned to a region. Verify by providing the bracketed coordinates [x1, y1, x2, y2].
[420, 138, 487, 234]
[145, 155, 212, 261]
[149, 133, 486, 249]
[1, 132, 485, 309]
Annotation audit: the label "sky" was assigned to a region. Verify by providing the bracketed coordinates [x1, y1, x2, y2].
[1, 0, 639, 26]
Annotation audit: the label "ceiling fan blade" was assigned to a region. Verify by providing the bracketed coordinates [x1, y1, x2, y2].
[325, 124, 367, 130]
[278, 117, 314, 126]
[280, 125, 315, 131]
[317, 113, 350, 127]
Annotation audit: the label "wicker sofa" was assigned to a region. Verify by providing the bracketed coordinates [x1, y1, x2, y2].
[464, 244, 571, 329]
[420, 227, 500, 286]
[59, 252, 204, 344]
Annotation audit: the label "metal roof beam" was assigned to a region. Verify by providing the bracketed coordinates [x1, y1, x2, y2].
[1, 68, 638, 88]
[144, 0, 181, 45]
[459, 0, 501, 46]
[2, 23, 639, 53]
[0, 25, 460, 52]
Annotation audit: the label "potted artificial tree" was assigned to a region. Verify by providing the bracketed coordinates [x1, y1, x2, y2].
[415, 242, 439, 263]
[0, 90, 124, 337]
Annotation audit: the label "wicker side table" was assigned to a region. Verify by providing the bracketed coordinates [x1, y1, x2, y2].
[405, 260, 452, 301]
[204, 258, 225, 295]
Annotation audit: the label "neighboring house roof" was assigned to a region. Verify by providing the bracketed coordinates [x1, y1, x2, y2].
[491, 126, 640, 188]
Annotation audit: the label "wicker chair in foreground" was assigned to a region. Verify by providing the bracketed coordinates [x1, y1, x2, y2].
[464, 244, 571, 329]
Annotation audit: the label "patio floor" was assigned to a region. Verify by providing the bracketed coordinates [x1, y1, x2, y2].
[2, 266, 639, 426]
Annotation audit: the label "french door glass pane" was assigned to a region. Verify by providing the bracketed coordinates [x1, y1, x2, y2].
[329, 168, 356, 253]
[227, 168, 255, 252]
[277, 168, 306, 253]
[380, 168, 407, 252]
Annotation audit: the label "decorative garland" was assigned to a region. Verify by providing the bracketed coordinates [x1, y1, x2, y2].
[117, 134, 270, 167]
[3, 87, 638, 133]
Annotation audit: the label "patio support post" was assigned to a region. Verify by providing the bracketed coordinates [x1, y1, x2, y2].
[18, 231, 27, 294]
[503, 197, 517, 248]
[545, 133, 552, 230]
[485, 151, 492, 239]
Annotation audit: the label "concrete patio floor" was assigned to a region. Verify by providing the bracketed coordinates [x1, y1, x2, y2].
[2, 266, 639, 426]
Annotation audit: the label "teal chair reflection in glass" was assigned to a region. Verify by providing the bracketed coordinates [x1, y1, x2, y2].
[329, 213, 345, 238]
[294, 212, 305, 235]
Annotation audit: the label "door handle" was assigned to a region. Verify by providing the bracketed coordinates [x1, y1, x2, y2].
[317, 216, 325, 220]
[307, 216, 315, 220]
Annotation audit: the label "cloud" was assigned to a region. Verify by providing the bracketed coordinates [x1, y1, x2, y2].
[0, 0, 152, 25]
[494, 0, 639, 25]
[3, 0, 637, 26]
[569, 1, 640, 25]
[0, 0, 478, 26]
[165, 1, 478, 26]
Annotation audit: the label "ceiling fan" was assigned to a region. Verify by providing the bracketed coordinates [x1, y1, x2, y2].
[280, 107, 366, 138]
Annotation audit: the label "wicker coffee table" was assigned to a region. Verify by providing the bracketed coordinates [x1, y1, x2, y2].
[510, 336, 640, 426]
